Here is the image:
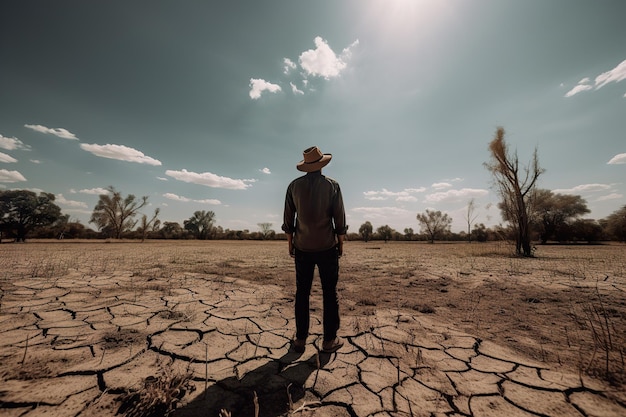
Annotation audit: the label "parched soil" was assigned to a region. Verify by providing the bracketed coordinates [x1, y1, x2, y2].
[0, 239, 624, 416]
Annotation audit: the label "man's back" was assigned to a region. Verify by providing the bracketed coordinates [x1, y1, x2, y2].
[282, 171, 346, 252]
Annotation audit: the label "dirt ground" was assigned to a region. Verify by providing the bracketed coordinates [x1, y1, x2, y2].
[0, 240, 624, 416]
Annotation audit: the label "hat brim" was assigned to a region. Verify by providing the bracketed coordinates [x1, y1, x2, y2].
[297, 154, 332, 172]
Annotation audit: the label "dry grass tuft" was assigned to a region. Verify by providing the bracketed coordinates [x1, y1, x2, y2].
[117, 368, 194, 417]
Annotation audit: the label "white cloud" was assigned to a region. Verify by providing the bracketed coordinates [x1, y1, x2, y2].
[565, 83, 592, 97]
[595, 59, 626, 89]
[424, 188, 489, 203]
[79, 187, 110, 195]
[283, 58, 296, 74]
[431, 182, 452, 189]
[24, 124, 78, 140]
[0, 152, 17, 163]
[259, 167, 271, 174]
[249, 78, 281, 99]
[80, 143, 162, 166]
[163, 192, 221, 205]
[0, 169, 27, 183]
[565, 59, 626, 97]
[157, 177, 168, 181]
[56, 194, 88, 208]
[553, 183, 611, 194]
[596, 193, 623, 201]
[290, 82, 304, 95]
[299, 37, 358, 79]
[30, 159, 41, 164]
[405, 187, 426, 193]
[607, 153, 626, 164]
[363, 187, 423, 201]
[0, 134, 30, 150]
[165, 169, 254, 190]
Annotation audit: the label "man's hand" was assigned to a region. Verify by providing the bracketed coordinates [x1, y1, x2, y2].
[287, 233, 295, 258]
[337, 234, 345, 258]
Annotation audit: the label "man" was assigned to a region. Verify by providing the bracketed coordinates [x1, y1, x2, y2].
[282, 146, 347, 354]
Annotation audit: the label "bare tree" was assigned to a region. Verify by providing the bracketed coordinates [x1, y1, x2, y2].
[416, 209, 452, 243]
[257, 222, 274, 239]
[465, 199, 479, 243]
[138, 208, 161, 242]
[89, 186, 149, 239]
[484, 127, 544, 256]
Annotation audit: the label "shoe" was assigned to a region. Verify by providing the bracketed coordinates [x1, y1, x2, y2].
[321, 337, 344, 353]
[291, 338, 306, 353]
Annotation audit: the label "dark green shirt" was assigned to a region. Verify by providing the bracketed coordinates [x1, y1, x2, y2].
[282, 171, 347, 252]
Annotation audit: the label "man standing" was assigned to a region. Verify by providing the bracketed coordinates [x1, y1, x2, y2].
[282, 146, 347, 353]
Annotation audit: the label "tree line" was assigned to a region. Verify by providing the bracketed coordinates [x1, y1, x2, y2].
[1, 128, 625, 245]
[1, 185, 624, 244]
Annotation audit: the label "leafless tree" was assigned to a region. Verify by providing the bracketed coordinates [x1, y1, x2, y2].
[484, 127, 544, 256]
[465, 199, 479, 243]
[257, 222, 274, 239]
[138, 208, 161, 242]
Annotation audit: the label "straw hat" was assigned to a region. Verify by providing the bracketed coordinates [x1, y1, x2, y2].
[296, 146, 332, 172]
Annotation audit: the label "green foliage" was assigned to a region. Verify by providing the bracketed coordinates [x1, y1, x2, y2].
[184, 210, 215, 239]
[531, 189, 590, 243]
[603, 205, 626, 242]
[0, 189, 62, 242]
[358, 221, 373, 242]
[376, 224, 394, 242]
[416, 209, 452, 243]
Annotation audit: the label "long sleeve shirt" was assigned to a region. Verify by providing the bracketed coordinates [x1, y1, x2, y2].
[282, 171, 347, 252]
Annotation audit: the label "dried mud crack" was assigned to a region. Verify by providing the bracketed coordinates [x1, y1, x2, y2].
[1, 269, 624, 417]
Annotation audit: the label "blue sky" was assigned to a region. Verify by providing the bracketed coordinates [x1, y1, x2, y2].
[1, 0, 625, 234]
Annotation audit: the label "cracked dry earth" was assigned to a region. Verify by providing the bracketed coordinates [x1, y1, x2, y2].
[0, 242, 625, 417]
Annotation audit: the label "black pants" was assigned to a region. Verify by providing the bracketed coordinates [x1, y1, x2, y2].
[294, 247, 340, 342]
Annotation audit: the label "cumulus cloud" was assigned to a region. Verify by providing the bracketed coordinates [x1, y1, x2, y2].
[259, 167, 271, 174]
[283, 58, 297, 74]
[431, 182, 452, 190]
[363, 187, 424, 201]
[79, 187, 110, 195]
[157, 177, 168, 181]
[165, 169, 255, 190]
[553, 183, 611, 194]
[249, 78, 281, 99]
[424, 188, 489, 203]
[80, 143, 162, 166]
[607, 153, 626, 164]
[163, 193, 221, 205]
[299, 37, 358, 79]
[290, 82, 304, 95]
[0, 169, 27, 183]
[56, 194, 88, 209]
[30, 159, 41, 164]
[0, 152, 17, 163]
[565, 60, 626, 97]
[24, 124, 78, 140]
[0, 134, 30, 150]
